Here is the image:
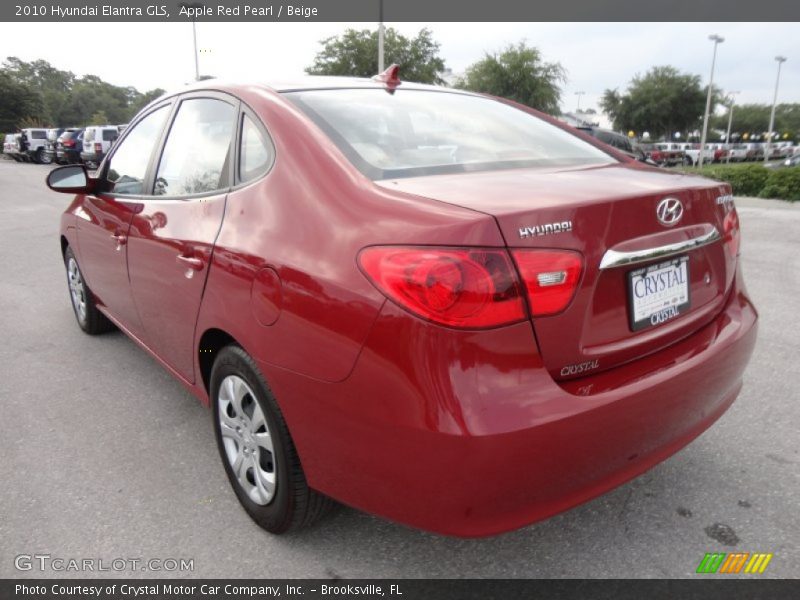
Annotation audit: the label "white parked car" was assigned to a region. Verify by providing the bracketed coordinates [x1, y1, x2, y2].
[80, 125, 120, 166]
[16, 128, 50, 162]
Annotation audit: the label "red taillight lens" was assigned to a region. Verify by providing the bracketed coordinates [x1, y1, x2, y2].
[94, 142, 102, 153]
[511, 250, 583, 316]
[723, 208, 740, 258]
[63, 140, 74, 147]
[358, 246, 526, 328]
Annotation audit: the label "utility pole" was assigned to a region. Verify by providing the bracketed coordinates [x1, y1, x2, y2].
[192, 17, 200, 81]
[764, 56, 787, 164]
[724, 91, 739, 163]
[378, 0, 385, 72]
[698, 34, 724, 168]
[575, 91, 585, 112]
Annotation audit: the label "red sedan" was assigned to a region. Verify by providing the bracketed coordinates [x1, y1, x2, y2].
[47, 70, 757, 537]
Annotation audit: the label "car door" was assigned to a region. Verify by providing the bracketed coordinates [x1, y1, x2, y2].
[75, 104, 172, 338]
[126, 94, 237, 382]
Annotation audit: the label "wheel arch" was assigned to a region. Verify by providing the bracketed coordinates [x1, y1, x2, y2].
[198, 327, 240, 394]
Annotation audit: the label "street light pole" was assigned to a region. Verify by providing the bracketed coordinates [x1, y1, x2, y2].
[575, 91, 585, 112]
[698, 34, 724, 168]
[192, 18, 200, 81]
[764, 56, 787, 164]
[378, 0, 385, 72]
[724, 91, 739, 163]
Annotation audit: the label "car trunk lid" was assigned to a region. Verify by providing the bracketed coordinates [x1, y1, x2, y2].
[377, 163, 738, 381]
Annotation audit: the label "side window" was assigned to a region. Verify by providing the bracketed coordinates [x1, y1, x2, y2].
[103, 129, 118, 142]
[32, 130, 46, 139]
[106, 105, 169, 195]
[239, 114, 273, 182]
[154, 98, 236, 196]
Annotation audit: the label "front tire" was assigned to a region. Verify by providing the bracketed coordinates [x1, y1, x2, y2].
[64, 246, 115, 334]
[210, 345, 334, 533]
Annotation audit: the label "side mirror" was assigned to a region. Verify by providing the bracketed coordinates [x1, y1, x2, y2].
[46, 164, 93, 194]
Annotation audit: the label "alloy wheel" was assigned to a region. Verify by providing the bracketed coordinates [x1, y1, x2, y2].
[217, 374, 276, 505]
[67, 257, 87, 322]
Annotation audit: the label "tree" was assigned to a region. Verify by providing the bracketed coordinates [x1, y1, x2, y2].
[306, 27, 446, 84]
[455, 42, 566, 114]
[90, 110, 110, 125]
[0, 71, 43, 131]
[0, 57, 166, 129]
[601, 66, 713, 139]
[710, 103, 800, 138]
[2, 57, 74, 126]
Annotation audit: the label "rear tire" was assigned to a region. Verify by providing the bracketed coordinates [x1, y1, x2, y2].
[39, 149, 52, 164]
[63, 246, 115, 335]
[210, 345, 335, 533]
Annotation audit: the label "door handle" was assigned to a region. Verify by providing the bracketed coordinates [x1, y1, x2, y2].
[177, 254, 204, 271]
[110, 232, 127, 245]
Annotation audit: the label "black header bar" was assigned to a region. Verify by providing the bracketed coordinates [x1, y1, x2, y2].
[3, 0, 800, 22]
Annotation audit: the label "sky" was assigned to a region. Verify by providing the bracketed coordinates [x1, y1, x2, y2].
[0, 21, 797, 117]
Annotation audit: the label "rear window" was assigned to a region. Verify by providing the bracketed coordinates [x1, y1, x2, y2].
[286, 89, 615, 180]
[84, 129, 95, 142]
[31, 130, 46, 139]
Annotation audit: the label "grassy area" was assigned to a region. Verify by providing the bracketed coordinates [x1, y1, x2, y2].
[675, 162, 800, 202]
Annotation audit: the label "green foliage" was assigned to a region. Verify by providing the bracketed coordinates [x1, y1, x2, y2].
[601, 66, 714, 139]
[711, 103, 800, 140]
[761, 168, 800, 201]
[682, 163, 799, 201]
[90, 110, 110, 125]
[455, 42, 565, 114]
[0, 70, 43, 131]
[0, 57, 166, 129]
[18, 116, 47, 129]
[306, 28, 446, 84]
[688, 164, 769, 197]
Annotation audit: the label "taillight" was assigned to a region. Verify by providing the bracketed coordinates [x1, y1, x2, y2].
[94, 142, 102, 153]
[723, 207, 740, 258]
[63, 140, 74, 147]
[511, 250, 583, 316]
[358, 246, 526, 328]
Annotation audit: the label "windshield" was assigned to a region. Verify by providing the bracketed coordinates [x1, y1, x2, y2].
[285, 89, 616, 180]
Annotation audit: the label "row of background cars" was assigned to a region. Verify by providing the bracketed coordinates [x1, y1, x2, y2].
[3, 125, 126, 167]
[575, 125, 798, 167]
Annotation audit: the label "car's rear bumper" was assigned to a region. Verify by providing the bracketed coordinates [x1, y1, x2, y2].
[260, 266, 757, 537]
[80, 151, 103, 162]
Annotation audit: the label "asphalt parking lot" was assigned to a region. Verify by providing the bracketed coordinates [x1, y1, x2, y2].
[0, 159, 797, 579]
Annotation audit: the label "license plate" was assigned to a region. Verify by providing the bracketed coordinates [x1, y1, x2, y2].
[627, 256, 690, 331]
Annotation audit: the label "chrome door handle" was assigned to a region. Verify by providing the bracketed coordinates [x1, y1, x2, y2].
[599, 226, 721, 270]
[177, 254, 204, 271]
[110, 232, 127, 245]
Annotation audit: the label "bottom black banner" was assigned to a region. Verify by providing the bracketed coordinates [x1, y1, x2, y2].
[2, 579, 798, 600]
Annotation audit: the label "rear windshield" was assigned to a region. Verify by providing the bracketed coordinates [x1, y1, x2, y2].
[285, 89, 615, 180]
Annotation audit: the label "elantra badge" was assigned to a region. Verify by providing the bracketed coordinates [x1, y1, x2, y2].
[656, 197, 683, 227]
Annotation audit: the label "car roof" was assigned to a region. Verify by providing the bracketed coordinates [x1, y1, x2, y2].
[179, 75, 472, 95]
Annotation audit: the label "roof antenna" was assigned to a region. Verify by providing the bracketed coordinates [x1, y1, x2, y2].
[373, 64, 401, 89]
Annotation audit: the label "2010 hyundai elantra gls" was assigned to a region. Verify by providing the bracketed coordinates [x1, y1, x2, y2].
[47, 68, 757, 537]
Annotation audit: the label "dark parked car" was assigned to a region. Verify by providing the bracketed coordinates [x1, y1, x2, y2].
[46, 72, 757, 537]
[55, 129, 84, 164]
[577, 126, 651, 163]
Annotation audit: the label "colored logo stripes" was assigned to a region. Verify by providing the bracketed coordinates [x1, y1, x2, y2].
[696, 552, 773, 574]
